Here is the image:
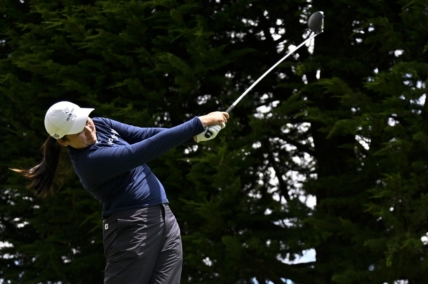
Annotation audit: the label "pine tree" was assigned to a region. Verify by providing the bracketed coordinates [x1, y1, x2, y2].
[306, 0, 428, 283]
[1, 0, 428, 283]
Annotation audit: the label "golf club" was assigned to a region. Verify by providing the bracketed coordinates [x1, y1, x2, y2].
[205, 11, 324, 138]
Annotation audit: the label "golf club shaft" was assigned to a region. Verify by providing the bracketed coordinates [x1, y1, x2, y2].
[226, 32, 319, 113]
[205, 32, 320, 138]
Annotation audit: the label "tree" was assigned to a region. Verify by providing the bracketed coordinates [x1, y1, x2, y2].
[305, 0, 428, 283]
[1, 0, 428, 283]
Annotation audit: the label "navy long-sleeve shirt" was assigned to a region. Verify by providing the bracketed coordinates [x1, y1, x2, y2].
[68, 116, 205, 218]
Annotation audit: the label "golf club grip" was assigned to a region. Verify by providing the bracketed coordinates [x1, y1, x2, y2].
[204, 105, 234, 138]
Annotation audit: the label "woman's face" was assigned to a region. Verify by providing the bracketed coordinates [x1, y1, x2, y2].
[59, 118, 97, 149]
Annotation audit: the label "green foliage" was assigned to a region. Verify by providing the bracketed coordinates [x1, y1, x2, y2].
[2, 0, 428, 283]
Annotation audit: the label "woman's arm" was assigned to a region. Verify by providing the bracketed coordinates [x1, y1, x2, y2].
[84, 117, 204, 183]
[99, 117, 167, 144]
[83, 112, 229, 183]
[100, 111, 229, 144]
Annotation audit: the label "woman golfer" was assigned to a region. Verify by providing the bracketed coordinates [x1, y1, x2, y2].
[13, 101, 229, 283]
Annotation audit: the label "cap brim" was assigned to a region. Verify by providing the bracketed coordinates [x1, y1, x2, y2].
[67, 108, 94, 135]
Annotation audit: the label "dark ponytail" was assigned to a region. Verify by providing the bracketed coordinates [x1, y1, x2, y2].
[11, 135, 62, 198]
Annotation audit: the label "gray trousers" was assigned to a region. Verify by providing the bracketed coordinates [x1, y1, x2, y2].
[102, 204, 182, 284]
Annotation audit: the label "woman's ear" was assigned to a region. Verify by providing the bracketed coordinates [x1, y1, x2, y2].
[57, 138, 68, 147]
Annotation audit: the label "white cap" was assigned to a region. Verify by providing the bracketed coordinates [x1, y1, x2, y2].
[44, 101, 94, 139]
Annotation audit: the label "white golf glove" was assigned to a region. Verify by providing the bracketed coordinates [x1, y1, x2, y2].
[194, 125, 223, 143]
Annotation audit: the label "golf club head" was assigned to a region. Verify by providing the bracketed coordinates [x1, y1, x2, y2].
[308, 11, 324, 34]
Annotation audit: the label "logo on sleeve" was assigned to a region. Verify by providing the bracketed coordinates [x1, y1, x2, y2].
[107, 129, 120, 145]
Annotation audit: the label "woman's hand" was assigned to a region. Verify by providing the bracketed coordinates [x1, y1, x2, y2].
[198, 111, 229, 127]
